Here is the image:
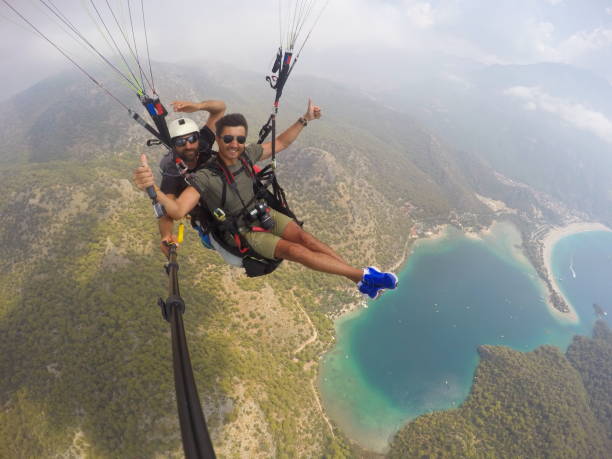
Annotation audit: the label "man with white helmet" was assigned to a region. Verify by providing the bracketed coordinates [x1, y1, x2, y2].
[157, 99, 227, 255]
[158, 98, 320, 256]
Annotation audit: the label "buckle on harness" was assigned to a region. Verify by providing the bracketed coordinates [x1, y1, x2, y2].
[213, 208, 226, 222]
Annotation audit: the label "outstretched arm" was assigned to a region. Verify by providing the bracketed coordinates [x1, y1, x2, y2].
[171, 99, 227, 131]
[133, 154, 201, 219]
[261, 98, 321, 161]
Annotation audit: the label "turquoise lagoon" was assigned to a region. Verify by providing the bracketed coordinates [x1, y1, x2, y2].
[319, 222, 612, 452]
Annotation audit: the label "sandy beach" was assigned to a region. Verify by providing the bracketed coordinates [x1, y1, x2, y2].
[541, 222, 612, 322]
[464, 225, 493, 241]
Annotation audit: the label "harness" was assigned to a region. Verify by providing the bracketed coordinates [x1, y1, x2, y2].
[180, 152, 300, 277]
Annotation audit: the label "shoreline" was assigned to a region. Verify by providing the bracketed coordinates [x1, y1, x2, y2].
[541, 222, 612, 323]
[334, 220, 612, 324]
[330, 225, 448, 321]
[320, 219, 612, 453]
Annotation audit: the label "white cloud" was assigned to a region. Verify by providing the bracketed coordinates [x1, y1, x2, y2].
[524, 101, 537, 111]
[310, 0, 440, 50]
[313, 0, 406, 49]
[529, 21, 560, 60]
[401, 1, 435, 29]
[518, 20, 612, 71]
[2, 0, 612, 97]
[557, 28, 612, 60]
[504, 86, 612, 144]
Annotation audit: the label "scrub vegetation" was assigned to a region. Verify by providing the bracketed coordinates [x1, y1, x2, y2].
[389, 321, 612, 458]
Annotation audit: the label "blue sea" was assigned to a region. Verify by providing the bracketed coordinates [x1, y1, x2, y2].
[319, 222, 612, 452]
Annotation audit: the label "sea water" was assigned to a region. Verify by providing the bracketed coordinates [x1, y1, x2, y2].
[550, 230, 612, 329]
[319, 223, 611, 451]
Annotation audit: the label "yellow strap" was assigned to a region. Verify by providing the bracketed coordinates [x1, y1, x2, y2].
[177, 223, 185, 244]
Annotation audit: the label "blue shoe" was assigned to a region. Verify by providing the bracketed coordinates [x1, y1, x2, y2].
[358, 279, 382, 299]
[362, 267, 398, 290]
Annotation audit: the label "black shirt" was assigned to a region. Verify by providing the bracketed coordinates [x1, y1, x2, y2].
[159, 125, 216, 196]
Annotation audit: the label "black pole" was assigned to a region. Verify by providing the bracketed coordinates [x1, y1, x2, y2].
[160, 245, 216, 458]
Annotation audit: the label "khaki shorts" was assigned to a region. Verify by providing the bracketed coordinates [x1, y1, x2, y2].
[243, 209, 293, 259]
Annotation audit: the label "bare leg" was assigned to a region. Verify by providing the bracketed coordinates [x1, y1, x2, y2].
[281, 221, 347, 263]
[274, 239, 363, 283]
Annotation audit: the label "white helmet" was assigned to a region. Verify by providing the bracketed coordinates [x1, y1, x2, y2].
[168, 117, 199, 139]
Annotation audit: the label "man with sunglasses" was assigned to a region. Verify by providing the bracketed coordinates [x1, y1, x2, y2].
[156, 99, 227, 255]
[134, 99, 398, 298]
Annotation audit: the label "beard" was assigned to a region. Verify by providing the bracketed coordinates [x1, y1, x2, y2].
[177, 148, 198, 162]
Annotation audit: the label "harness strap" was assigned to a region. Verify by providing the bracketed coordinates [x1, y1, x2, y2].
[187, 153, 296, 265]
[211, 155, 264, 218]
[220, 179, 227, 209]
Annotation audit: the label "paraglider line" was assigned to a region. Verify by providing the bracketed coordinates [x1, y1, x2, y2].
[33, 0, 143, 93]
[140, 0, 155, 93]
[1, 0, 135, 110]
[127, 0, 146, 92]
[102, 0, 154, 93]
[87, 0, 144, 92]
[296, 0, 330, 56]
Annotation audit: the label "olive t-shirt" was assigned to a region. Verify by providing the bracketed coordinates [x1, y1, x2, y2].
[190, 144, 264, 216]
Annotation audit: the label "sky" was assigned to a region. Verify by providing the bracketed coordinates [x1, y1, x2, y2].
[1, 0, 611, 100]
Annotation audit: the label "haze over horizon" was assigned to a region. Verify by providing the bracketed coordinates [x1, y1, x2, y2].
[1, 0, 611, 100]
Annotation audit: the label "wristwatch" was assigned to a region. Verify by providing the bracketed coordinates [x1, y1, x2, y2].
[298, 117, 308, 127]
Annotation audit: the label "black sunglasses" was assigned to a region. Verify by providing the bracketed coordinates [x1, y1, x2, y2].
[222, 135, 246, 144]
[173, 132, 199, 147]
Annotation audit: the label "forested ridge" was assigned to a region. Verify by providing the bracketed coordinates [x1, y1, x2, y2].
[389, 320, 612, 458]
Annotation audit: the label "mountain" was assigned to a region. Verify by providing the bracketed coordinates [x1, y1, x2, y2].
[0, 61, 492, 219]
[389, 321, 612, 458]
[0, 60, 495, 457]
[375, 59, 612, 225]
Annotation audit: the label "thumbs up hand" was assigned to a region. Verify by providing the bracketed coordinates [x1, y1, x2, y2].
[303, 98, 321, 122]
[133, 153, 155, 191]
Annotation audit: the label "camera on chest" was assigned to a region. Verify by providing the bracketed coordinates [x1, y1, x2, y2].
[246, 201, 274, 230]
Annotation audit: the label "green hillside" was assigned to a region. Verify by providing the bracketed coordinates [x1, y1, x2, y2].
[0, 157, 344, 457]
[389, 321, 612, 458]
[0, 62, 495, 457]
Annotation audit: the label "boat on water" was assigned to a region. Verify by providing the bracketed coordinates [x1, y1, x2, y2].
[569, 256, 576, 279]
[593, 303, 608, 318]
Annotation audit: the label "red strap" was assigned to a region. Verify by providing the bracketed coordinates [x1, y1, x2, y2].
[239, 156, 255, 178]
[223, 167, 234, 184]
[250, 226, 269, 232]
[234, 234, 249, 253]
[215, 159, 235, 184]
